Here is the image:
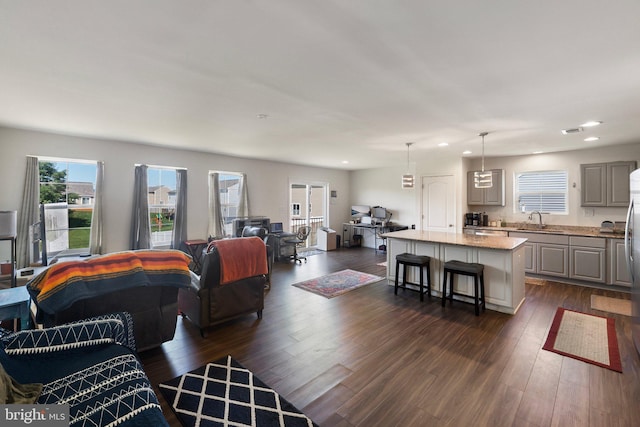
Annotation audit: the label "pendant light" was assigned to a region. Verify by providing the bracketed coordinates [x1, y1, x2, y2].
[474, 132, 493, 188]
[402, 142, 415, 189]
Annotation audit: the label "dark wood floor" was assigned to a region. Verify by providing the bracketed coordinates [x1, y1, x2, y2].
[140, 247, 640, 427]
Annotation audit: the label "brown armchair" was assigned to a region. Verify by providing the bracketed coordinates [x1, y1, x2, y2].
[178, 237, 268, 336]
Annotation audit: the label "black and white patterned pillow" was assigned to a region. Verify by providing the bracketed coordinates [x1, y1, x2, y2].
[0, 312, 135, 355]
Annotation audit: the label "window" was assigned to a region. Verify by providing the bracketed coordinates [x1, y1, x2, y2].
[515, 170, 568, 214]
[147, 167, 178, 247]
[291, 203, 301, 216]
[38, 158, 97, 256]
[212, 172, 243, 237]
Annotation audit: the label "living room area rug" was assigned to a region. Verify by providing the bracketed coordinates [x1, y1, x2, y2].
[159, 355, 317, 427]
[292, 269, 384, 298]
[543, 307, 622, 372]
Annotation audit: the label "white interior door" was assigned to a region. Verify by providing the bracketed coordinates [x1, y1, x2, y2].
[421, 175, 456, 232]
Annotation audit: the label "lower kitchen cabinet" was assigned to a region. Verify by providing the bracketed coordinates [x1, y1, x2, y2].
[609, 238, 632, 287]
[522, 242, 537, 273]
[538, 243, 569, 277]
[509, 231, 629, 288]
[569, 236, 606, 283]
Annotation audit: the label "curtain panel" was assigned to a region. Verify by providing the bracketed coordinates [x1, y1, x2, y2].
[130, 164, 151, 249]
[16, 156, 40, 269]
[171, 169, 188, 250]
[89, 161, 104, 254]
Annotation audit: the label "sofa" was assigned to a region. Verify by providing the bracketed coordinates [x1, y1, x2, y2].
[179, 237, 268, 336]
[27, 249, 192, 352]
[0, 312, 168, 426]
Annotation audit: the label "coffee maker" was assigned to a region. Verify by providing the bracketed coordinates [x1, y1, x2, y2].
[465, 212, 487, 226]
[465, 212, 479, 226]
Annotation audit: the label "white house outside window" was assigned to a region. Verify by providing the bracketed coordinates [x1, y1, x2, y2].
[38, 158, 97, 256]
[147, 167, 178, 247]
[515, 170, 568, 215]
[217, 172, 243, 237]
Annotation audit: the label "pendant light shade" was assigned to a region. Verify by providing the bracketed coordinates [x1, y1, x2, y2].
[402, 142, 414, 189]
[474, 132, 493, 188]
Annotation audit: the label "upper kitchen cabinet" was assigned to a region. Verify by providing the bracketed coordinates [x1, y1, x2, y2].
[581, 161, 637, 207]
[467, 169, 505, 206]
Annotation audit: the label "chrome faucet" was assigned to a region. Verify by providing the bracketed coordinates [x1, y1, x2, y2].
[529, 211, 544, 228]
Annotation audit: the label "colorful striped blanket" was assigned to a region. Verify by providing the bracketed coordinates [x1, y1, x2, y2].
[27, 250, 192, 314]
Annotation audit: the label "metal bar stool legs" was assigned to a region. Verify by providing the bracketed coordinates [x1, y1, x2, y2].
[394, 253, 431, 301]
[442, 260, 485, 315]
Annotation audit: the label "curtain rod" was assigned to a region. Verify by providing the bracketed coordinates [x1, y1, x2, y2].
[136, 163, 187, 171]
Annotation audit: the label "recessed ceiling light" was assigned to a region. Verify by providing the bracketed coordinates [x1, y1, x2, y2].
[532, 151, 544, 154]
[584, 136, 600, 142]
[438, 142, 449, 147]
[581, 121, 602, 127]
[462, 150, 472, 155]
[341, 160, 349, 164]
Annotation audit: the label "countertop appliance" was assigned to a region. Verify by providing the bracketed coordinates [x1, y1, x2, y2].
[465, 212, 487, 227]
[627, 168, 640, 356]
[600, 220, 614, 233]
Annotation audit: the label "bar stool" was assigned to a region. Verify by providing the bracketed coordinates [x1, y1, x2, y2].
[441, 260, 485, 315]
[395, 253, 431, 301]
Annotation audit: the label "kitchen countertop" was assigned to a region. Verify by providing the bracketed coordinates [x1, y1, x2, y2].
[466, 224, 627, 238]
[380, 229, 527, 250]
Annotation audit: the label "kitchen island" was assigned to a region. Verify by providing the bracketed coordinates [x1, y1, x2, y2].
[380, 229, 528, 314]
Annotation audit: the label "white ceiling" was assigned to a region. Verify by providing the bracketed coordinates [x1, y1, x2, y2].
[1, 0, 640, 170]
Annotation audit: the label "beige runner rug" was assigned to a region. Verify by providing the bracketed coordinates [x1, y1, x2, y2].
[525, 277, 546, 286]
[543, 307, 622, 372]
[590, 295, 632, 316]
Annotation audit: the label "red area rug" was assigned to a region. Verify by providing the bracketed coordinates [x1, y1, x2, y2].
[292, 269, 384, 299]
[543, 307, 622, 372]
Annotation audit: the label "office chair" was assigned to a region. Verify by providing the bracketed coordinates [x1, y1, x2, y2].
[283, 225, 311, 263]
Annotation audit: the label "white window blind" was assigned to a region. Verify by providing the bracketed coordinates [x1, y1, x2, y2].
[515, 170, 568, 214]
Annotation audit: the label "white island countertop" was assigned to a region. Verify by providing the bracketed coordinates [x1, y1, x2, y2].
[380, 229, 528, 251]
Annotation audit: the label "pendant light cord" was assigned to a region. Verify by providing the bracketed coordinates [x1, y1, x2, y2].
[406, 142, 413, 171]
[479, 132, 488, 172]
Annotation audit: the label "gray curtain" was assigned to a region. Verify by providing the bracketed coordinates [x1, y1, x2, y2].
[207, 173, 225, 239]
[130, 164, 151, 249]
[89, 161, 104, 254]
[16, 156, 40, 268]
[237, 173, 249, 217]
[171, 169, 187, 249]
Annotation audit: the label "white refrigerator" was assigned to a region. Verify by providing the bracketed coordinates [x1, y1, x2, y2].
[627, 168, 640, 355]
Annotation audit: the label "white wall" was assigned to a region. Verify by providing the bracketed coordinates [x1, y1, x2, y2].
[0, 126, 351, 256]
[465, 143, 640, 227]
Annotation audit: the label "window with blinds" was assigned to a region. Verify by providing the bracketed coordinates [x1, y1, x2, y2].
[515, 170, 568, 214]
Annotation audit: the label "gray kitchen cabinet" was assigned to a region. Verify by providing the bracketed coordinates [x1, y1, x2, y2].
[522, 242, 537, 273]
[608, 238, 632, 287]
[467, 169, 505, 206]
[569, 236, 606, 283]
[509, 231, 632, 288]
[510, 232, 537, 273]
[538, 244, 569, 277]
[607, 162, 636, 206]
[510, 231, 569, 277]
[509, 231, 569, 277]
[581, 161, 636, 207]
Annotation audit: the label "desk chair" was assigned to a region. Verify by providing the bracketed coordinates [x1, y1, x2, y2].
[283, 226, 311, 263]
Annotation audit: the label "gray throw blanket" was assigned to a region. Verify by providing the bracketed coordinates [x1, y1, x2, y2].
[0, 363, 42, 404]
